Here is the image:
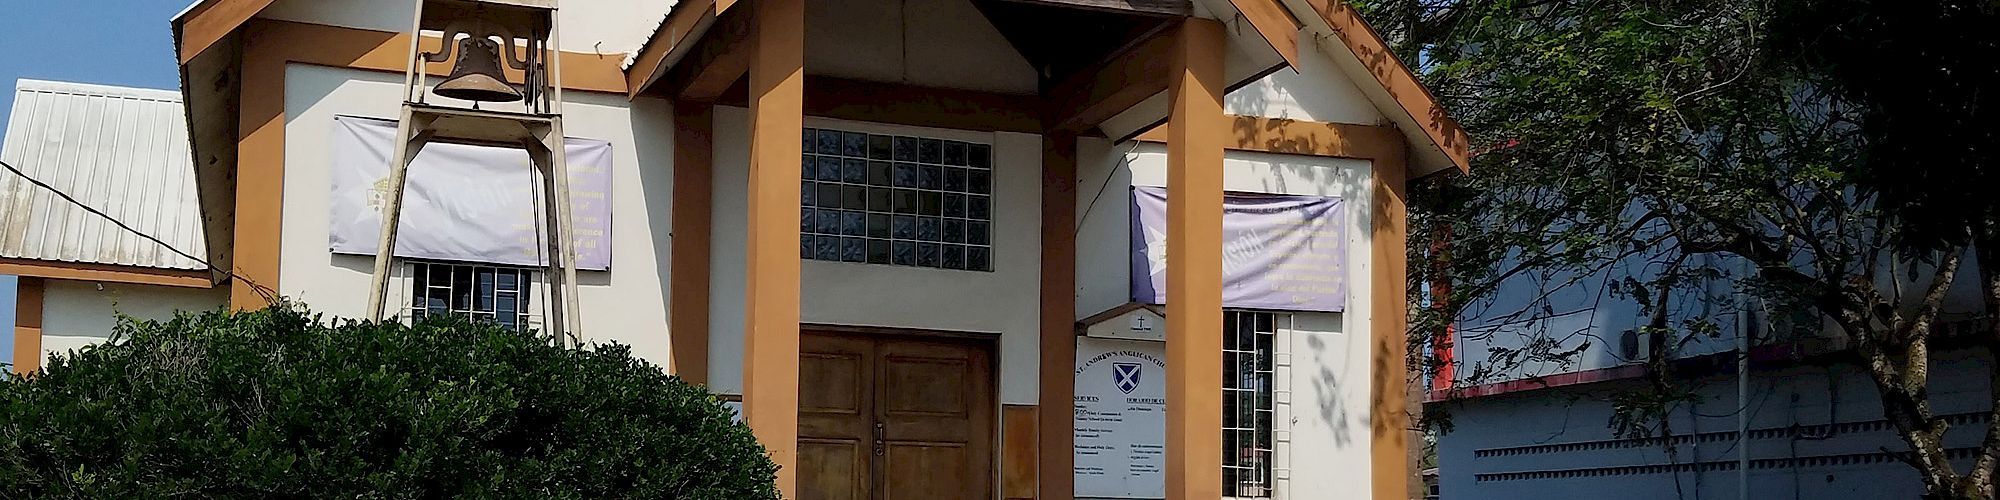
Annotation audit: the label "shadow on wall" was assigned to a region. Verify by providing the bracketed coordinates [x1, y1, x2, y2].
[1225, 81, 1281, 123]
[1307, 331, 1357, 448]
[1232, 125, 1375, 450]
[627, 96, 677, 343]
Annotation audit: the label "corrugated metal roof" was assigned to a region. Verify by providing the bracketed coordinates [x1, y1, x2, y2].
[0, 79, 209, 271]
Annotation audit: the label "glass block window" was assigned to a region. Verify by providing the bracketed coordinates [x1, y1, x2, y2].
[800, 127, 993, 271]
[409, 261, 534, 332]
[1224, 310, 1278, 498]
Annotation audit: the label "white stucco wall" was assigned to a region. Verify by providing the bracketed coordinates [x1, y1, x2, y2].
[1224, 32, 1386, 125]
[37, 279, 228, 365]
[1274, 311, 1374, 500]
[1073, 141, 1379, 499]
[261, 0, 672, 58]
[706, 109, 1046, 405]
[279, 64, 678, 364]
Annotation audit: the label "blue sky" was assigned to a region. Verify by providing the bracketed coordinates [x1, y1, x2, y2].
[2, 1, 190, 364]
[0, 1, 187, 131]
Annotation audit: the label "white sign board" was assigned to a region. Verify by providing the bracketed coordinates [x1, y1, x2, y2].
[1075, 337, 1167, 498]
[1081, 305, 1167, 342]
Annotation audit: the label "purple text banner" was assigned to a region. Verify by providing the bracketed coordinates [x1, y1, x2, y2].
[1129, 186, 1347, 312]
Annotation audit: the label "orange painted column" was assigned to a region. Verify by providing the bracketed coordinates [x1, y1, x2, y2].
[744, 0, 806, 497]
[1371, 149, 1413, 500]
[670, 101, 715, 386]
[1165, 18, 1228, 500]
[232, 21, 287, 310]
[11, 277, 45, 374]
[1038, 133, 1079, 500]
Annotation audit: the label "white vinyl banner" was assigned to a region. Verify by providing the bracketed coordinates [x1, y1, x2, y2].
[328, 115, 613, 270]
[1075, 336, 1168, 499]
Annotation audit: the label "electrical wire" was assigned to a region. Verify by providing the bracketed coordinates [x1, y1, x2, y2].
[1075, 140, 1144, 237]
[0, 158, 281, 305]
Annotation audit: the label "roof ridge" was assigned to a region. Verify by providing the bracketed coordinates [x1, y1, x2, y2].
[14, 79, 183, 102]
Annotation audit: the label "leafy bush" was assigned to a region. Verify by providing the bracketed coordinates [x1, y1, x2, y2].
[0, 306, 777, 499]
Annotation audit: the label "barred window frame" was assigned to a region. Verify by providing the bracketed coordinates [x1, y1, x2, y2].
[1225, 310, 1282, 499]
[407, 260, 535, 332]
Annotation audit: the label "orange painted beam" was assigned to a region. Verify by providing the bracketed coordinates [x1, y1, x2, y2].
[177, 0, 277, 64]
[1045, 27, 1178, 133]
[232, 21, 288, 310]
[641, 6, 754, 102]
[1164, 18, 1227, 500]
[1370, 147, 1413, 500]
[742, 0, 806, 496]
[1003, 405, 1042, 500]
[11, 277, 46, 374]
[625, 0, 747, 99]
[0, 259, 214, 289]
[261, 20, 627, 94]
[1229, 0, 1302, 69]
[1038, 133, 1080, 500]
[1135, 115, 1405, 160]
[670, 101, 716, 386]
[625, 0, 715, 98]
[806, 77, 1043, 134]
[1306, 0, 1469, 172]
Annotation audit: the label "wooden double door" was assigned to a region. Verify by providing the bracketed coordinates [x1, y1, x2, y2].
[798, 330, 996, 500]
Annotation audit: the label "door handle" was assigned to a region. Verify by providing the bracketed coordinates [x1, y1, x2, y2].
[873, 422, 886, 456]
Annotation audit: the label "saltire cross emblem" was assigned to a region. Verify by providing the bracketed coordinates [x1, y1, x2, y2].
[1113, 362, 1143, 394]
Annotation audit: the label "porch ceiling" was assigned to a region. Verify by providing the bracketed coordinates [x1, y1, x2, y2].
[623, 0, 1469, 173]
[627, 0, 1213, 135]
[971, 0, 1184, 93]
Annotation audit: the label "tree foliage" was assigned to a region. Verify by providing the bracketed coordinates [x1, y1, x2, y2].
[1355, 0, 2000, 497]
[0, 306, 778, 499]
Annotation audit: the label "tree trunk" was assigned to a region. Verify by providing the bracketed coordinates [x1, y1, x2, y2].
[1876, 373, 1965, 498]
[1841, 308, 1974, 498]
[1963, 234, 2000, 498]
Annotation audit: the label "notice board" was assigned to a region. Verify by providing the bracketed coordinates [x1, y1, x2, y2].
[1075, 336, 1168, 498]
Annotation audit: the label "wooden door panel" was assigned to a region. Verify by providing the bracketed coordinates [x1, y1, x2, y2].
[800, 352, 865, 413]
[882, 443, 972, 500]
[800, 331, 995, 500]
[800, 350, 867, 438]
[799, 438, 870, 500]
[878, 338, 994, 499]
[883, 356, 971, 417]
[800, 334, 876, 500]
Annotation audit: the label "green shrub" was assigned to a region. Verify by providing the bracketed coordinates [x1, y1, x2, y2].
[0, 306, 777, 499]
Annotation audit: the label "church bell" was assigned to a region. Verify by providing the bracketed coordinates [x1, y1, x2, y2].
[433, 37, 523, 103]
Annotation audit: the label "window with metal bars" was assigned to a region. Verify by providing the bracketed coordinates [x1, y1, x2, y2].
[408, 261, 534, 332]
[1224, 310, 1278, 498]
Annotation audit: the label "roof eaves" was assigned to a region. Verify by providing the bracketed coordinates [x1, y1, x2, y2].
[1299, 0, 1470, 174]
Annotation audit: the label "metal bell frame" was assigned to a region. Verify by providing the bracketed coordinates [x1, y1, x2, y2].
[364, 0, 584, 345]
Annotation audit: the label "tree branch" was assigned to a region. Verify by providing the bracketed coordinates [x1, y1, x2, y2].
[1964, 232, 2000, 490]
[1895, 248, 1961, 395]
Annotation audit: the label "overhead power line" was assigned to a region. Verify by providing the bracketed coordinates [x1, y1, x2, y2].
[0, 158, 279, 304]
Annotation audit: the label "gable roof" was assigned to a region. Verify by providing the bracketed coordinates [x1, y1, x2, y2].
[174, 0, 1469, 174]
[173, 0, 277, 64]
[1305, 0, 1469, 174]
